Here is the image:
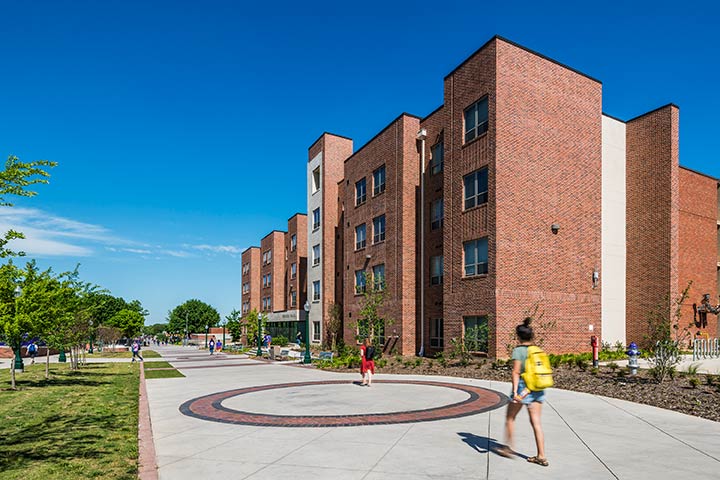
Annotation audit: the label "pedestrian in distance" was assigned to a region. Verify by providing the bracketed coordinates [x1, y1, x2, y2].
[360, 337, 375, 386]
[296, 331, 302, 346]
[495, 317, 549, 467]
[209, 337, 215, 355]
[131, 340, 144, 362]
[27, 342, 38, 364]
[216, 339, 222, 352]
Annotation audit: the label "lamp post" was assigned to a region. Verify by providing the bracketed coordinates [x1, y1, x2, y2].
[88, 319, 94, 354]
[205, 323, 209, 349]
[416, 128, 426, 357]
[256, 314, 262, 357]
[303, 301, 311, 364]
[13, 285, 24, 371]
[222, 318, 226, 350]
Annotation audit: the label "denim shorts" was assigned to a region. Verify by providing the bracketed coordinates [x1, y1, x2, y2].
[512, 378, 546, 404]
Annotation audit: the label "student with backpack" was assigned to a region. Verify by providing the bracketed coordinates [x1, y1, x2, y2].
[209, 337, 216, 355]
[28, 342, 38, 364]
[495, 317, 551, 467]
[360, 337, 375, 386]
[131, 340, 143, 362]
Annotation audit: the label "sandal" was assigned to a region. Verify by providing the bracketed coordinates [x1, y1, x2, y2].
[527, 456, 549, 467]
[493, 446, 514, 458]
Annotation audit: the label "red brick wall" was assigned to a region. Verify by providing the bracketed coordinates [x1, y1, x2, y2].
[286, 214, 308, 310]
[679, 167, 719, 337]
[341, 114, 420, 355]
[625, 105, 680, 347]
[260, 231, 286, 313]
[241, 247, 261, 315]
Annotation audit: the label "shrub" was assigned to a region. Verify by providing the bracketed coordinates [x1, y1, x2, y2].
[375, 358, 387, 368]
[686, 363, 700, 376]
[491, 359, 508, 370]
[575, 357, 589, 371]
[549, 354, 562, 369]
[688, 376, 700, 389]
[590, 367, 599, 375]
[414, 357, 423, 367]
[706, 375, 716, 386]
[607, 362, 619, 372]
[273, 335, 289, 347]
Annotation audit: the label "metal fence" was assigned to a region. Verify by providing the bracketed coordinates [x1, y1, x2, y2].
[693, 338, 720, 361]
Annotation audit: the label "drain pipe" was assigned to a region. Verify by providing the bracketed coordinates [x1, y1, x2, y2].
[417, 128, 427, 357]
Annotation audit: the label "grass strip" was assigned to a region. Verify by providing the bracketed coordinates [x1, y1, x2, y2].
[143, 361, 174, 370]
[0, 363, 139, 480]
[86, 350, 161, 359]
[144, 369, 185, 379]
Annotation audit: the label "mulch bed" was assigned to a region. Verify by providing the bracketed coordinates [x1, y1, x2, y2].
[325, 358, 720, 423]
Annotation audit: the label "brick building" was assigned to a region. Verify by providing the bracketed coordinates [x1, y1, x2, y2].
[241, 247, 260, 316]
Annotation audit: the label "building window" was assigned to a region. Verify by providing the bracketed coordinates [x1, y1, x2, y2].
[242, 263, 249, 275]
[373, 215, 385, 244]
[463, 316, 488, 352]
[355, 270, 366, 294]
[291, 262, 297, 279]
[242, 282, 249, 294]
[373, 165, 386, 196]
[242, 302, 249, 314]
[312, 244, 320, 266]
[464, 238, 488, 276]
[312, 167, 321, 193]
[430, 142, 444, 175]
[463, 168, 488, 210]
[355, 178, 367, 206]
[356, 319, 385, 346]
[262, 274, 272, 288]
[372, 264, 385, 291]
[290, 290, 297, 307]
[313, 281, 321, 301]
[355, 224, 366, 250]
[430, 255, 443, 285]
[312, 208, 321, 230]
[313, 321, 321, 342]
[430, 318, 444, 348]
[290, 234, 297, 252]
[464, 97, 489, 143]
[431, 199, 444, 230]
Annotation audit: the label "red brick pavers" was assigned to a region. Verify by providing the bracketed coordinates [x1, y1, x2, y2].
[138, 365, 158, 479]
[179, 379, 507, 428]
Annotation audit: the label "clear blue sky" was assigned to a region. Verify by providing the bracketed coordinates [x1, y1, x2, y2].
[2, 0, 718, 325]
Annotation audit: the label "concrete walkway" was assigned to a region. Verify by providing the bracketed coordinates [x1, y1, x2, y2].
[145, 346, 720, 480]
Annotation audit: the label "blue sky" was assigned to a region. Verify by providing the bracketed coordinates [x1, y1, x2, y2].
[2, 1, 718, 325]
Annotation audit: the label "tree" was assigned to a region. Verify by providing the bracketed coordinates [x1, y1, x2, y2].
[325, 303, 342, 352]
[143, 323, 167, 336]
[645, 283, 693, 382]
[109, 309, 144, 338]
[166, 299, 220, 335]
[354, 273, 393, 353]
[243, 309, 265, 347]
[89, 293, 147, 327]
[225, 309, 243, 344]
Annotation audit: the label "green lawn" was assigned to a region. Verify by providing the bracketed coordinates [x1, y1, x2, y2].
[143, 361, 174, 369]
[144, 368, 185, 379]
[86, 349, 161, 358]
[0, 363, 139, 479]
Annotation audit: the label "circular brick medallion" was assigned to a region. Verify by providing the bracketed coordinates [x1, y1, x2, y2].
[179, 380, 508, 427]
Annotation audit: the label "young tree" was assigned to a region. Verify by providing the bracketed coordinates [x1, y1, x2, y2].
[225, 309, 243, 344]
[325, 303, 342, 352]
[166, 299, 220, 335]
[243, 309, 265, 347]
[355, 273, 393, 353]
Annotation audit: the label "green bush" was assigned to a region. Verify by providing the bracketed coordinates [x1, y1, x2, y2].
[607, 362, 619, 371]
[590, 367, 599, 375]
[706, 375, 716, 386]
[575, 357, 589, 371]
[688, 376, 700, 389]
[548, 354, 562, 369]
[273, 335, 289, 347]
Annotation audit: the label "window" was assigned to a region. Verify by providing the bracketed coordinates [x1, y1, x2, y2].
[262, 274, 272, 288]
[313, 281, 321, 301]
[464, 238, 488, 276]
[463, 168, 488, 210]
[373, 165, 386, 196]
[355, 178, 367, 205]
[312, 208, 321, 230]
[355, 224, 366, 250]
[312, 167, 321, 193]
[464, 316, 488, 352]
[464, 97, 489, 143]
[430, 142, 444, 175]
[242, 302, 249, 314]
[313, 321, 321, 342]
[373, 215, 385, 244]
[312, 244, 321, 266]
[242, 263, 249, 275]
[356, 319, 384, 345]
[291, 262, 297, 279]
[290, 290, 297, 307]
[431, 199, 444, 230]
[372, 264, 385, 291]
[430, 318, 444, 348]
[242, 282, 249, 294]
[355, 270, 366, 294]
[430, 255, 443, 285]
[290, 234, 297, 252]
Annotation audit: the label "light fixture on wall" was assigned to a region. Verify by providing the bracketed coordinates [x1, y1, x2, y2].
[551, 223, 560, 234]
[592, 270, 599, 289]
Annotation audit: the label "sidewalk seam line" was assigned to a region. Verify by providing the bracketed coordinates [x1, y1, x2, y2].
[361, 423, 415, 480]
[138, 364, 159, 480]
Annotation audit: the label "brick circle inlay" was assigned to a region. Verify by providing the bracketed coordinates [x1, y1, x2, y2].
[179, 380, 508, 427]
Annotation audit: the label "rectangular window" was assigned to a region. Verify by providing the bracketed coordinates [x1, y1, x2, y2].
[430, 318, 444, 348]
[430, 255, 443, 285]
[372, 264, 385, 291]
[464, 97, 489, 143]
[312, 244, 320, 266]
[431, 199, 444, 230]
[290, 290, 297, 307]
[463, 168, 488, 210]
[242, 263, 249, 275]
[313, 281, 321, 301]
[242, 282, 249, 294]
[355, 224, 366, 250]
[355, 178, 367, 206]
[430, 142, 444, 175]
[290, 234, 297, 252]
[312, 208, 321, 230]
[463, 316, 488, 352]
[463, 238, 488, 276]
[267, 297, 272, 311]
[355, 270, 366, 294]
[312, 167, 321, 193]
[373, 215, 386, 244]
[242, 302, 248, 314]
[373, 165, 386, 196]
[313, 321, 321, 342]
[291, 262, 297, 279]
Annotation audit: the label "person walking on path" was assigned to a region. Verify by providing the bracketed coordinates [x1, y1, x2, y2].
[495, 317, 549, 467]
[27, 342, 38, 364]
[359, 338, 375, 386]
[131, 340, 144, 362]
[209, 337, 216, 355]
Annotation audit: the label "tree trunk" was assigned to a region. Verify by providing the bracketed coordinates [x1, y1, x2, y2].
[45, 347, 50, 379]
[10, 352, 16, 390]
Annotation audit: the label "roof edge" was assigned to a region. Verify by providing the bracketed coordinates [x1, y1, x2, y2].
[679, 165, 719, 183]
[626, 103, 680, 123]
[344, 112, 421, 164]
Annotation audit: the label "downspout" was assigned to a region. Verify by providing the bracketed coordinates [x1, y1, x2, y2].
[417, 128, 427, 356]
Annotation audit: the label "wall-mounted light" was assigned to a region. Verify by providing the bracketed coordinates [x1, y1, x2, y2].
[551, 223, 560, 234]
[592, 270, 599, 289]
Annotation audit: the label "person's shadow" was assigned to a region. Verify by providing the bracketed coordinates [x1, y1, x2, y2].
[457, 432, 528, 459]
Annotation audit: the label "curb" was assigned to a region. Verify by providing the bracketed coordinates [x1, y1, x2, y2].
[138, 365, 158, 479]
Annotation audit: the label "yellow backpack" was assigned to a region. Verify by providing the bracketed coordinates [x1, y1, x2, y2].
[521, 346, 554, 391]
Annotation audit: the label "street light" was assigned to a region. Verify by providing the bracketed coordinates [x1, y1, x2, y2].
[256, 314, 262, 357]
[88, 319, 94, 354]
[13, 285, 24, 372]
[222, 318, 226, 350]
[303, 301, 311, 364]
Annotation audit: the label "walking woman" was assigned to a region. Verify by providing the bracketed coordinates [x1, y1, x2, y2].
[496, 317, 549, 466]
[359, 338, 375, 386]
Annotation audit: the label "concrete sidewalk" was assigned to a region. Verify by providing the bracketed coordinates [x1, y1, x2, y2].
[145, 345, 720, 480]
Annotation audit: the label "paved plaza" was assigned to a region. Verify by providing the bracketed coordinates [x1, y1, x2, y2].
[142, 346, 720, 480]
